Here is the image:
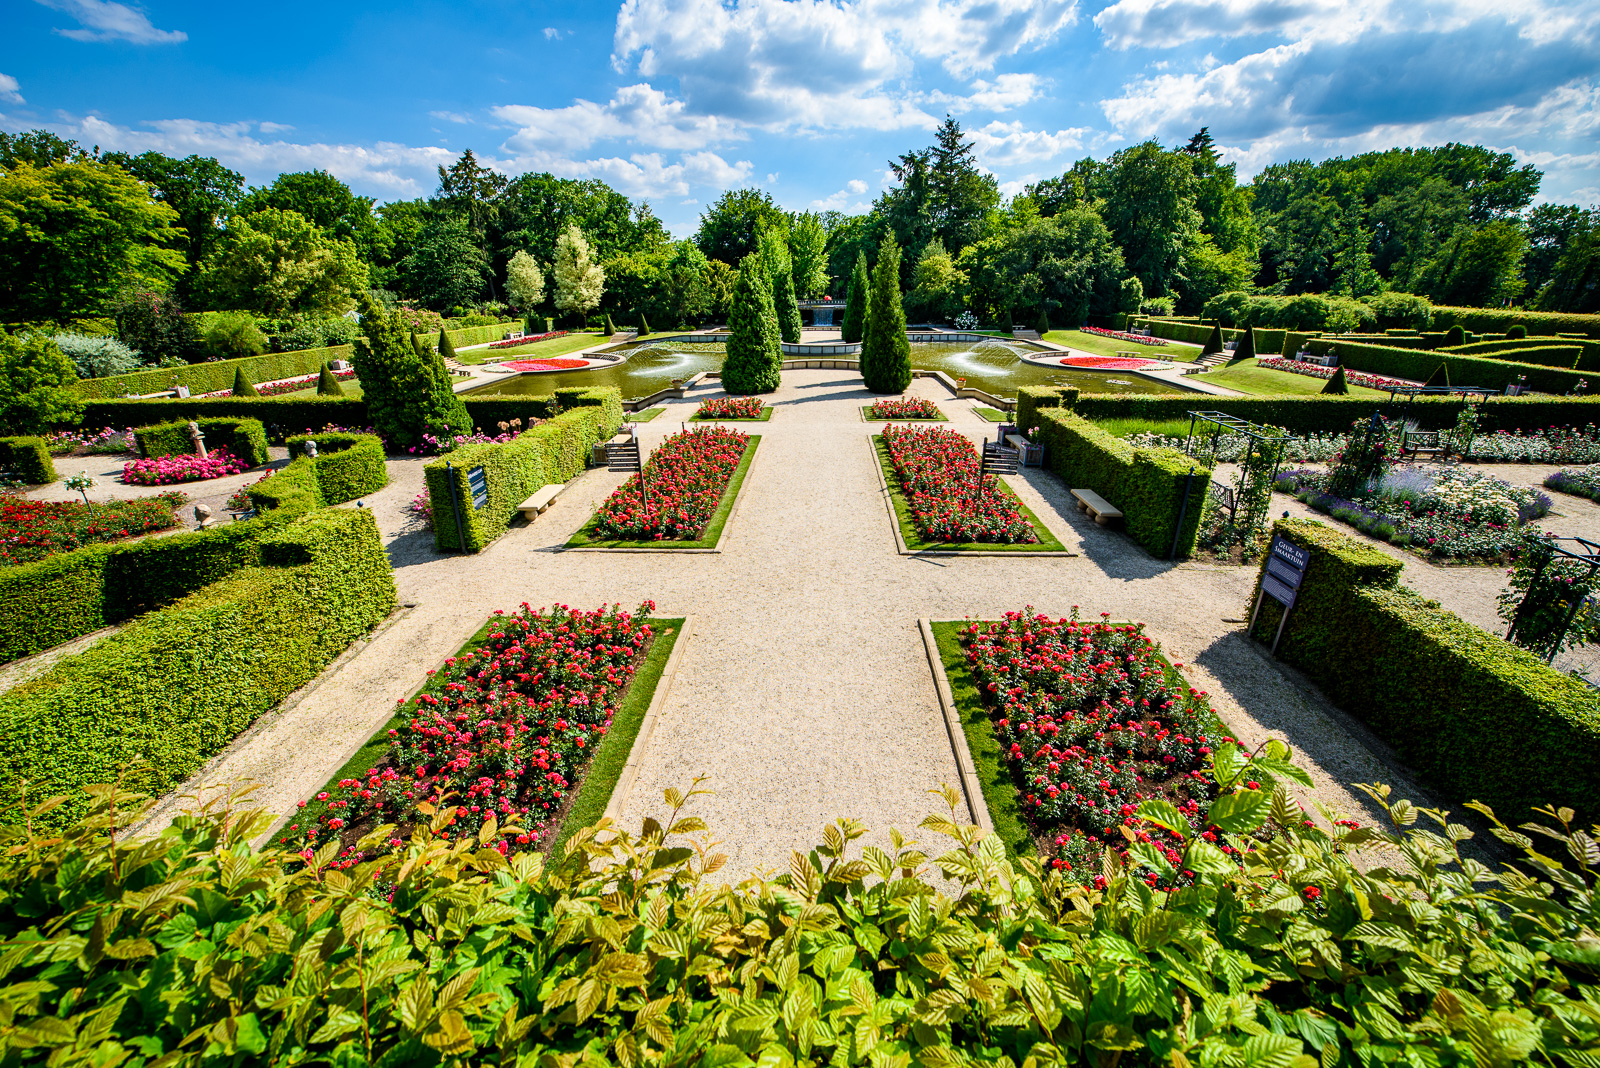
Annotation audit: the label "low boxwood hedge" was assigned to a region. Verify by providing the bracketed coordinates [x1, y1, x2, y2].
[1431, 304, 1600, 339]
[0, 436, 55, 484]
[0, 507, 396, 826]
[1305, 337, 1590, 393]
[80, 396, 369, 435]
[426, 387, 624, 552]
[1034, 408, 1212, 558]
[1063, 392, 1600, 434]
[71, 344, 354, 399]
[1249, 518, 1600, 822]
[134, 417, 270, 466]
[1444, 336, 1600, 371]
[284, 432, 388, 503]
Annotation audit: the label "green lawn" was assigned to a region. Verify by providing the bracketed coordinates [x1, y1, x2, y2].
[973, 406, 1009, 422]
[1192, 357, 1387, 397]
[275, 380, 365, 400]
[630, 407, 665, 422]
[1043, 328, 1201, 362]
[455, 331, 605, 365]
[1092, 417, 1199, 439]
[872, 436, 1068, 553]
[567, 436, 760, 549]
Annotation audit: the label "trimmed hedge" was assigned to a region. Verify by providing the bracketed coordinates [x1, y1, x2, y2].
[285, 432, 389, 503]
[1305, 337, 1590, 393]
[134, 417, 271, 467]
[0, 437, 56, 484]
[462, 395, 559, 428]
[1431, 305, 1600, 339]
[1248, 518, 1600, 821]
[1034, 408, 1211, 558]
[79, 396, 369, 435]
[441, 320, 524, 349]
[0, 507, 396, 826]
[425, 388, 624, 552]
[1445, 336, 1598, 370]
[71, 344, 354, 399]
[1062, 392, 1600, 434]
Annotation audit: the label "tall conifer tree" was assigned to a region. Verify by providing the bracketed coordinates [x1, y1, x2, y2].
[861, 234, 912, 393]
[352, 293, 471, 447]
[721, 253, 782, 394]
[842, 251, 869, 343]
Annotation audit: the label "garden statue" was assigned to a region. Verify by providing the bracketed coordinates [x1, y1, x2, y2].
[303, 439, 319, 459]
[193, 503, 217, 529]
[187, 421, 207, 459]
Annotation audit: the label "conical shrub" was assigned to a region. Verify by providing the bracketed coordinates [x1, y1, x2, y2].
[603, 314, 616, 337]
[231, 366, 259, 396]
[437, 328, 457, 362]
[842, 252, 869, 344]
[1201, 322, 1223, 355]
[1232, 327, 1256, 362]
[1320, 365, 1349, 394]
[861, 233, 911, 394]
[722, 254, 782, 395]
[1035, 308, 1050, 335]
[1425, 362, 1450, 387]
[639, 314, 652, 336]
[317, 363, 346, 396]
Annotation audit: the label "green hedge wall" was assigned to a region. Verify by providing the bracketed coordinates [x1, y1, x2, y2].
[0, 508, 396, 827]
[1015, 385, 1078, 432]
[1033, 408, 1212, 558]
[284, 432, 388, 503]
[461, 395, 558, 428]
[441, 321, 524, 349]
[1063, 392, 1600, 434]
[1248, 518, 1600, 821]
[1444, 336, 1598, 370]
[71, 344, 354, 400]
[1140, 319, 1212, 345]
[78, 396, 369, 435]
[134, 417, 270, 467]
[1304, 338, 1589, 393]
[0, 437, 56, 484]
[425, 388, 624, 552]
[1431, 305, 1600, 339]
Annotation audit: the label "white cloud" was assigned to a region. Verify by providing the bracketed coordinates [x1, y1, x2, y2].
[847, 178, 868, 193]
[543, 27, 563, 40]
[0, 75, 23, 105]
[35, 0, 186, 44]
[494, 83, 742, 153]
[964, 73, 1045, 111]
[766, 171, 779, 182]
[257, 121, 294, 134]
[428, 111, 473, 124]
[968, 120, 1087, 165]
[503, 148, 753, 198]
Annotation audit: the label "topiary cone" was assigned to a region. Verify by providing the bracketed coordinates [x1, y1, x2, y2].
[231, 365, 259, 396]
[603, 314, 616, 337]
[1035, 308, 1050, 336]
[317, 363, 346, 396]
[638, 314, 652, 336]
[1424, 362, 1450, 387]
[436, 328, 457, 362]
[1320, 365, 1349, 394]
[1201, 322, 1223, 355]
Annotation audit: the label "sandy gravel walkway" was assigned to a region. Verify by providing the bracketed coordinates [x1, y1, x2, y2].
[111, 370, 1498, 876]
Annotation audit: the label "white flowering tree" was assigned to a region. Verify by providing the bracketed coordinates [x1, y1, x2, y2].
[553, 226, 604, 325]
[505, 249, 545, 312]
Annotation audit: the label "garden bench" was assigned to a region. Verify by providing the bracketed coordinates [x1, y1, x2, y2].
[1399, 430, 1450, 462]
[517, 484, 564, 520]
[1070, 488, 1123, 526]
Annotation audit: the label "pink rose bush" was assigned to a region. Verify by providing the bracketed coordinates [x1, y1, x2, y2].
[868, 397, 942, 419]
[1079, 325, 1168, 346]
[1257, 356, 1409, 390]
[881, 424, 1038, 544]
[696, 396, 767, 419]
[963, 608, 1235, 887]
[282, 601, 656, 870]
[489, 329, 568, 349]
[121, 447, 250, 485]
[592, 426, 749, 540]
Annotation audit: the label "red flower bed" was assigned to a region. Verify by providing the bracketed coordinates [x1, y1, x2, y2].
[489, 330, 570, 349]
[501, 357, 588, 371]
[1058, 355, 1159, 370]
[881, 424, 1038, 544]
[592, 426, 749, 540]
[868, 397, 942, 419]
[696, 396, 766, 419]
[282, 602, 656, 867]
[1257, 356, 1410, 389]
[122, 448, 250, 485]
[1079, 325, 1168, 346]
[198, 370, 357, 399]
[962, 609, 1231, 886]
[0, 492, 182, 566]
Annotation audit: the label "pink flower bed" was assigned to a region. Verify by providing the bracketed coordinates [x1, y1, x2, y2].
[1059, 355, 1160, 370]
[501, 357, 589, 371]
[1256, 356, 1411, 389]
[122, 448, 250, 486]
[489, 330, 569, 349]
[1079, 325, 1168, 346]
[198, 369, 356, 399]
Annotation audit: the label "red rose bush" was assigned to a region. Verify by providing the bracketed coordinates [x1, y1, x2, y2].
[868, 397, 942, 419]
[592, 426, 749, 540]
[283, 601, 656, 869]
[696, 396, 767, 419]
[0, 492, 183, 566]
[881, 424, 1038, 544]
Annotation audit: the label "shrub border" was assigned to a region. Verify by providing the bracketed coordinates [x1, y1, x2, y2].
[565, 436, 762, 552]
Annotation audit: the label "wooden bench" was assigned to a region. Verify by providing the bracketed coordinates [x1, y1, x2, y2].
[517, 484, 564, 520]
[1070, 488, 1123, 526]
[1399, 430, 1450, 462]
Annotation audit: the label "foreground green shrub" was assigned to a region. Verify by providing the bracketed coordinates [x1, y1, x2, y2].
[0, 435, 56, 483]
[0, 765, 1595, 1066]
[1250, 518, 1600, 821]
[0, 508, 396, 825]
[134, 417, 270, 467]
[285, 431, 388, 502]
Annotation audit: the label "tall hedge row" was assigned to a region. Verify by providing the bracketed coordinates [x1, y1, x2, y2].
[0, 508, 397, 826]
[0, 437, 56, 484]
[1444, 336, 1599, 370]
[134, 417, 271, 466]
[425, 388, 624, 552]
[1062, 391, 1600, 434]
[1305, 338, 1589, 392]
[1033, 408, 1212, 558]
[283, 432, 389, 503]
[77, 394, 565, 437]
[70, 345, 354, 400]
[1430, 305, 1600, 339]
[1249, 519, 1600, 822]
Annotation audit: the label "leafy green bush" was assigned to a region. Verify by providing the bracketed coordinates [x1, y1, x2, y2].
[51, 332, 143, 378]
[426, 388, 623, 551]
[284, 431, 388, 502]
[1034, 408, 1212, 557]
[1250, 518, 1600, 821]
[0, 755, 1595, 1067]
[0, 507, 395, 825]
[0, 435, 55, 483]
[71, 344, 354, 399]
[134, 417, 270, 467]
[203, 311, 269, 360]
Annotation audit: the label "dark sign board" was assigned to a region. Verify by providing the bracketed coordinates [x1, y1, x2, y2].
[467, 466, 489, 510]
[1250, 535, 1312, 654]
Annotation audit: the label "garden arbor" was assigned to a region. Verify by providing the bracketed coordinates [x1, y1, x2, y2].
[1185, 411, 1288, 549]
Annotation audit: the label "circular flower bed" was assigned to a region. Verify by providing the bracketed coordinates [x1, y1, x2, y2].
[1057, 355, 1160, 370]
[122, 448, 250, 486]
[501, 357, 589, 371]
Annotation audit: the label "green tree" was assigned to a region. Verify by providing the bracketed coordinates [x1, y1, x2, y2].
[1120, 276, 1144, 315]
[496, 173, 669, 288]
[553, 226, 605, 326]
[661, 242, 712, 325]
[432, 150, 508, 301]
[113, 290, 198, 363]
[1523, 204, 1592, 298]
[959, 209, 1127, 327]
[504, 249, 545, 311]
[201, 208, 369, 316]
[231, 365, 259, 396]
[0, 161, 186, 321]
[317, 363, 346, 396]
[842, 252, 869, 343]
[0, 130, 86, 169]
[104, 151, 245, 301]
[436, 327, 457, 362]
[204, 311, 267, 360]
[351, 293, 469, 448]
[861, 234, 911, 393]
[721, 253, 782, 394]
[0, 333, 82, 434]
[238, 169, 387, 265]
[1100, 141, 1200, 298]
[694, 188, 785, 265]
[906, 237, 967, 323]
[761, 226, 802, 344]
[788, 212, 829, 297]
[1417, 219, 1527, 307]
[402, 216, 487, 312]
[1536, 219, 1600, 313]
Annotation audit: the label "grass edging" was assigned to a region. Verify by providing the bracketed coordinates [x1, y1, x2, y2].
[861, 406, 948, 422]
[630, 407, 666, 423]
[689, 407, 774, 422]
[566, 435, 761, 550]
[871, 435, 1071, 553]
[973, 407, 1008, 422]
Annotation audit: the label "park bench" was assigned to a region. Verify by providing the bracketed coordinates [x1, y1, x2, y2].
[1071, 488, 1124, 526]
[1399, 430, 1450, 462]
[517, 484, 564, 521]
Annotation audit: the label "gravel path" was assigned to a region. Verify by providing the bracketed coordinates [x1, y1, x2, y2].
[108, 370, 1487, 876]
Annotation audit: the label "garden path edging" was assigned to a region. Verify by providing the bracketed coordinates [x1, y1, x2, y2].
[918, 619, 992, 833]
[602, 616, 697, 825]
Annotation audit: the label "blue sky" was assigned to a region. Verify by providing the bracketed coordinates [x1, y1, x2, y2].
[3, 0, 1598, 236]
